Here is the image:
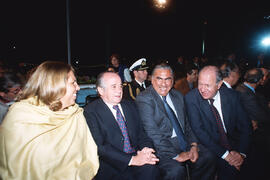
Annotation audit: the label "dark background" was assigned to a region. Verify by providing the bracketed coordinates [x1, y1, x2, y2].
[1, 0, 270, 70]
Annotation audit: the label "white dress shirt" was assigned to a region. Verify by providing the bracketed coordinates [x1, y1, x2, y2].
[135, 79, 146, 89]
[223, 80, 232, 89]
[208, 91, 229, 159]
[159, 94, 179, 138]
[104, 102, 126, 120]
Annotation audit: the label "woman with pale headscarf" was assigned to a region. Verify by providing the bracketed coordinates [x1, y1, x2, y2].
[0, 61, 99, 179]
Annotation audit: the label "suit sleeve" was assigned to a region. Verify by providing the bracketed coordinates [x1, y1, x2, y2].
[237, 90, 268, 126]
[136, 94, 180, 159]
[83, 107, 132, 171]
[233, 92, 252, 154]
[127, 101, 154, 150]
[184, 94, 227, 157]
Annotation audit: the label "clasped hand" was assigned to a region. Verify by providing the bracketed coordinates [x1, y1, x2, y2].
[175, 146, 199, 163]
[225, 151, 245, 171]
[131, 147, 159, 166]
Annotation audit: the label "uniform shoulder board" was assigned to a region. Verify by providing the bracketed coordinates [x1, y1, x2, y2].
[122, 82, 129, 86]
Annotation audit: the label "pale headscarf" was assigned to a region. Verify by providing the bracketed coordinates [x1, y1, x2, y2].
[0, 97, 99, 180]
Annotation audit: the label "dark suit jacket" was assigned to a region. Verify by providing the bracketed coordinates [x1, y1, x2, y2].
[184, 87, 252, 158]
[236, 83, 269, 128]
[83, 98, 153, 176]
[136, 85, 197, 160]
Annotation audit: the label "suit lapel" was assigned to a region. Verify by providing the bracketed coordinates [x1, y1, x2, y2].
[170, 91, 185, 130]
[198, 92, 218, 127]
[219, 88, 230, 130]
[150, 86, 173, 129]
[150, 86, 167, 114]
[98, 99, 124, 137]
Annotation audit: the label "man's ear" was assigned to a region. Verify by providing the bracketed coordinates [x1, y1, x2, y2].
[97, 87, 104, 96]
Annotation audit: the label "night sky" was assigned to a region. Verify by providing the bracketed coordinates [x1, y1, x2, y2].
[1, 0, 270, 68]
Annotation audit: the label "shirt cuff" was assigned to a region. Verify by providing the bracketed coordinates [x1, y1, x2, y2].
[240, 153, 247, 158]
[221, 150, 229, 159]
[128, 156, 133, 166]
[173, 155, 179, 160]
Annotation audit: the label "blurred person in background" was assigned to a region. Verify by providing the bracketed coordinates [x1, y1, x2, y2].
[219, 61, 240, 89]
[174, 64, 199, 96]
[0, 72, 22, 123]
[236, 67, 270, 179]
[110, 53, 131, 82]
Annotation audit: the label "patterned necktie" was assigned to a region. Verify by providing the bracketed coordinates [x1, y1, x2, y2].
[162, 96, 187, 151]
[209, 99, 231, 150]
[113, 105, 135, 153]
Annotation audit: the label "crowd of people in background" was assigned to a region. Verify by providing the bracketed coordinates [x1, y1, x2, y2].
[0, 51, 269, 179]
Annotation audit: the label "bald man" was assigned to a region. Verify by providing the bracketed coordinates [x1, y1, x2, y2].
[185, 66, 251, 180]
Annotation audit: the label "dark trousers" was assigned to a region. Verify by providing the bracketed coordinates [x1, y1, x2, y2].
[216, 158, 239, 180]
[95, 161, 160, 180]
[238, 130, 270, 180]
[159, 146, 216, 180]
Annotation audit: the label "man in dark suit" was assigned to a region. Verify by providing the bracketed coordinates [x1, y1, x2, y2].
[185, 65, 252, 180]
[219, 61, 240, 89]
[136, 64, 216, 180]
[84, 72, 160, 180]
[236, 68, 270, 179]
[236, 68, 267, 131]
[123, 58, 151, 100]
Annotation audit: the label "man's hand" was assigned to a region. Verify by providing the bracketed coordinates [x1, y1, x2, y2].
[251, 120, 258, 131]
[175, 152, 191, 162]
[189, 145, 199, 163]
[225, 151, 245, 171]
[175, 143, 199, 163]
[130, 147, 159, 166]
[229, 151, 244, 167]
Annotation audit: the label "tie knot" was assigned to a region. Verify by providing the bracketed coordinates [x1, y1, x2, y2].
[162, 96, 167, 102]
[113, 105, 119, 111]
[209, 99, 214, 105]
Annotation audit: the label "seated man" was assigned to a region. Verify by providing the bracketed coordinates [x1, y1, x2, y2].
[185, 66, 251, 180]
[236, 68, 270, 179]
[84, 72, 160, 180]
[136, 64, 216, 180]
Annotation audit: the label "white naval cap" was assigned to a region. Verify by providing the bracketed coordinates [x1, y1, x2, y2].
[129, 58, 149, 71]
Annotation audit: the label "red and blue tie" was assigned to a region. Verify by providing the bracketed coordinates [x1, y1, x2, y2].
[113, 105, 135, 153]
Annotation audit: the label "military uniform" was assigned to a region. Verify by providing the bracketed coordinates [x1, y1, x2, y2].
[122, 58, 150, 101]
[123, 80, 151, 100]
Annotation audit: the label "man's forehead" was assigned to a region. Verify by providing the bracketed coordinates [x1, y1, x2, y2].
[154, 69, 172, 76]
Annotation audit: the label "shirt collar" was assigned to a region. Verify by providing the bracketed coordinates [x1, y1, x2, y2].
[135, 78, 143, 87]
[208, 91, 220, 103]
[223, 80, 232, 88]
[244, 83, 255, 93]
[103, 100, 120, 109]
